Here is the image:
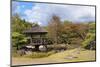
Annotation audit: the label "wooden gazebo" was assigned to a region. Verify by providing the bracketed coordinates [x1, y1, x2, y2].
[23, 25, 48, 51]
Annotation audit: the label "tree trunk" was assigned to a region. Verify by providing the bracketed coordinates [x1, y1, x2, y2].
[16, 44, 19, 50]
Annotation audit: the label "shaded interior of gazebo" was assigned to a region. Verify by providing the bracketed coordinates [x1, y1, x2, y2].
[23, 25, 48, 50]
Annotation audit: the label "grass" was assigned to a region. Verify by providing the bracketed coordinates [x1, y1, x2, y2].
[23, 51, 56, 58]
[12, 48, 96, 66]
[48, 48, 96, 62]
[12, 50, 56, 58]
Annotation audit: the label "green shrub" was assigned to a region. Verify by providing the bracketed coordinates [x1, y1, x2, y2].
[12, 52, 21, 57]
[47, 44, 67, 51]
[82, 33, 95, 49]
[12, 32, 28, 50]
[23, 51, 56, 58]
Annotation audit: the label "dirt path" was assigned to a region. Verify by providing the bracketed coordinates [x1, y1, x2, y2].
[12, 57, 63, 66]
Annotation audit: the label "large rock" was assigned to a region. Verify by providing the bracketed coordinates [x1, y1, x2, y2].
[39, 45, 47, 52]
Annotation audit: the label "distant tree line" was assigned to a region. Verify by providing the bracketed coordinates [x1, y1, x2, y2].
[12, 14, 96, 50]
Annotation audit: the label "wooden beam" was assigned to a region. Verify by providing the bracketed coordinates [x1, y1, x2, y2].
[30, 35, 33, 44]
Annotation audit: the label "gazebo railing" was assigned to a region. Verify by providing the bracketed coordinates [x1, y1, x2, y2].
[29, 38, 52, 45]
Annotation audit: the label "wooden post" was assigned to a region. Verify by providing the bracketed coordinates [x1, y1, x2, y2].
[40, 34, 42, 45]
[35, 45, 39, 51]
[30, 35, 33, 44]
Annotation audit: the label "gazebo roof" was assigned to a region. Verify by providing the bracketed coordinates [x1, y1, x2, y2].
[23, 25, 48, 34]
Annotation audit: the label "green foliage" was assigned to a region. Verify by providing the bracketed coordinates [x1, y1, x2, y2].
[63, 20, 72, 24]
[88, 22, 96, 33]
[82, 33, 95, 48]
[12, 32, 28, 49]
[82, 22, 96, 49]
[12, 15, 33, 49]
[12, 15, 32, 33]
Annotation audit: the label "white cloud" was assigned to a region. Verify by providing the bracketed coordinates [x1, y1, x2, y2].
[23, 3, 95, 25]
[12, 1, 22, 15]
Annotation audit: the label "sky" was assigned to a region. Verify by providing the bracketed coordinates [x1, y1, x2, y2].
[12, 1, 95, 26]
